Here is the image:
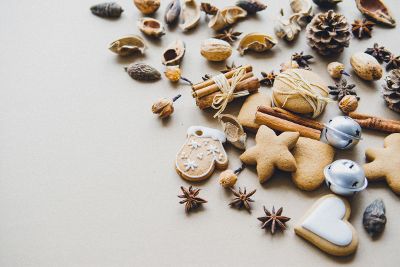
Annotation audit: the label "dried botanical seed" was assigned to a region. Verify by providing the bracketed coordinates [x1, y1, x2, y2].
[365, 43, 392, 63]
[125, 63, 161, 81]
[179, 0, 201, 31]
[134, 0, 160, 15]
[108, 35, 146, 56]
[351, 19, 374, 39]
[164, 65, 181, 82]
[339, 95, 358, 113]
[200, 2, 218, 15]
[200, 38, 232, 62]
[236, 0, 267, 14]
[164, 0, 181, 25]
[90, 2, 124, 18]
[350, 52, 382, 81]
[363, 199, 386, 237]
[152, 94, 181, 118]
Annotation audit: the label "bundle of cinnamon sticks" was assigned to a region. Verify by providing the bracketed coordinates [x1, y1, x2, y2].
[192, 65, 260, 110]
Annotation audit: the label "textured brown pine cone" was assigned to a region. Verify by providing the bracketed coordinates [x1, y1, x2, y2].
[382, 69, 400, 113]
[306, 10, 351, 56]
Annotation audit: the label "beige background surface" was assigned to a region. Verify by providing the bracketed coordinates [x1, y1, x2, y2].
[1, 0, 400, 266]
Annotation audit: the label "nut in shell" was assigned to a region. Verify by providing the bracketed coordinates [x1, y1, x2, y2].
[219, 169, 238, 188]
[238, 33, 277, 55]
[350, 52, 382, 81]
[152, 98, 174, 118]
[339, 95, 358, 114]
[219, 114, 247, 150]
[162, 40, 186, 66]
[134, 0, 160, 15]
[179, 0, 201, 31]
[355, 0, 395, 27]
[138, 17, 165, 38]
[109, 35, 146, 56]
[125, 62, 161, 81]
[327, 62, 345, 79]
[200, 38, 232, 62]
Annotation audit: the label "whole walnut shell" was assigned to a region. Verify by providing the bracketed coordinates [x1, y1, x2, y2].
[339, 95, 358, 113]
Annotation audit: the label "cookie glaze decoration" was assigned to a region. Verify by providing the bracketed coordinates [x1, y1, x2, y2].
[175, 126, 228, 181]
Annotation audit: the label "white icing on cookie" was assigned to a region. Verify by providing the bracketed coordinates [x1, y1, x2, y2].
[188, 140, 201, 149]
[302, 197, 352, 246]
[187, 126, 226, 143]
[197, 153, 204, 160]
[184, 160, 198, 171]
[207, 145, 220, 157]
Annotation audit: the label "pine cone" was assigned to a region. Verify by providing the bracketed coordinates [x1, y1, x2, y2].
[306, 10, 350, 56]
[382, 69, 400, 113]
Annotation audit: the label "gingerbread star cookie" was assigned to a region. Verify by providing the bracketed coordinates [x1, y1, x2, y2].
[240, 125, 299, 183]
[364, 133, 400, 195]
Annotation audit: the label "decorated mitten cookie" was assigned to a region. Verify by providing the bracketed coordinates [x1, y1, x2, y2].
[175, 126, 228, 181]
[240, 125, 299, 183]
[364, 133, 400, 194]
[295, 194, 358, 256]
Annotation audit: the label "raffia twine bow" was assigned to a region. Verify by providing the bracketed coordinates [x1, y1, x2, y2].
[211, 67, 249, 118]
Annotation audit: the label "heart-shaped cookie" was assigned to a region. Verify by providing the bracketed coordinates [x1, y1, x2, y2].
[295, 194, 358, 256]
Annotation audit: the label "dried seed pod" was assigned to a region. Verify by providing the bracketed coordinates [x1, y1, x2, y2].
[164, 0, 181, 25]
[138, 17, 165, 38]
[219, 114, 247, 150]
[108, 35, 146, 56]
[355, 0, 395, 27]
[152, 98, 174, 118]
[219, 170, 238, 188]
[133, 0, 160, 15]
[164, 65, 181, 82]
[238, 32, 277, 55]
[339, 95, 358, 113]
[125, 62, 161, 81]
[363, 199, 387, 237]
[200, 2, 218, 15]
[350, 52, 382, 81]
[90, 2, 124, 18]
[236, 0, 267, 14]
[327, 62, 345, 79]
[180, 0, 201, 31]
[274, 14, 302, 41]
[290, 0, 313, 25]
[162, 40, 186, 66]
[200, 38, 232, 61]
[208, 6, 247, 31]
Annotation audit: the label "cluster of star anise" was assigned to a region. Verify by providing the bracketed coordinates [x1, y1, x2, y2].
[365, 43, 400, 71]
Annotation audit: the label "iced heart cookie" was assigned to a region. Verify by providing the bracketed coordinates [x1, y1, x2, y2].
[175, 126, 228, 181]
[295, 194, 358, 256]
[240, 125, 299, 183]
[364, 133, 400, 194]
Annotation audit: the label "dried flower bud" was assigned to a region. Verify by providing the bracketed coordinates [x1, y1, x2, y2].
[280, 60, 299, 72]
[339, 95, 358, 114]
[327, 62, 345, 79]
[152, 98, 174, 118]
[219, 170, 238, 188]
[164, 65, 181, 82]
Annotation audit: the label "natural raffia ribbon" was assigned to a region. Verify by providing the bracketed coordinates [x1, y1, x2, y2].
[211, 67, 249, 118]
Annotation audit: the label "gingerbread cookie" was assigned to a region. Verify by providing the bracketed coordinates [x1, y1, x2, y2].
[291, 137, 335, 191]
[240, 125, 299, 183]
[175, 126, 228, 181]
[295, 194, 358, 256]
[237, 91, 271, 132]
[364, 133, 400, 194]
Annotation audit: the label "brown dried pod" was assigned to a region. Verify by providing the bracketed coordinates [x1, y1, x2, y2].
[133, 0, 160, 15]
[151, 95, 181, 118]
[164, 0, 181, 25]
[219, 114, 247, 150]
[90, 2, 124, 18]
[125, 62, 161, 81]
[180, 0, 201, 31]
[108, 35, 146, 56]
[355, 0, 395, 27]
[339, 95, 358, 114]
[363, 199, 386, 237]
[162, 40, 185, 66]
[236, 0, 267, 14]
[137, 17, 165, 38]
[200, 2, 218, 15]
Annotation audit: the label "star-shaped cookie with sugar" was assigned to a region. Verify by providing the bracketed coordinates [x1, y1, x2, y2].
[240, 125, 299, 183]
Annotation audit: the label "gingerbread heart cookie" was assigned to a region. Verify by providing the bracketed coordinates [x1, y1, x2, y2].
[364, 133, 400, 194]
[175, 126, 228, 181]
[295, 194, 358, 256]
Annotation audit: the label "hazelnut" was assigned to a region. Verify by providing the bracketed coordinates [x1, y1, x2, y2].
[327, 62, 345, 79]
[219, 170, 238, 188]
[339, 95, 358, 114]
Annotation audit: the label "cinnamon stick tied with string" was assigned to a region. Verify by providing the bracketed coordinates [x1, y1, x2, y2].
[348, 112, 400, 133]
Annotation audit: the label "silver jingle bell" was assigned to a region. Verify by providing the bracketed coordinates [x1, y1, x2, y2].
[320, 116, 362, 149]
[324, 159, 368, 196]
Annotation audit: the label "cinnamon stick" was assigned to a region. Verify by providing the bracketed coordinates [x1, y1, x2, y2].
[193, 72, 254, 98]
[192, 65, 252, 91]
[257, 106, 324, 131]
[353, 118, 400, 133]
[196, 77, 260, 109]
[255, 111, 321, 140]
[349, 112, 400, 126]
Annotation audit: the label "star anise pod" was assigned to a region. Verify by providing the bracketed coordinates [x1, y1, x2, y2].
[220, 62, 241, 74]
[178, 186, 207, 212]
[214, 28, 242, 44]
[365, 43, 392, 63]
[291, 52, 313, 69]
[229, 187, 256, 211]
[257, 206, 291, 234]
[260, 71, 276, 87]
[351, 19, 375, 39]
[328, 78, 359, 101]
[200, 2, 218, 16]
[386, 54, 400, 71]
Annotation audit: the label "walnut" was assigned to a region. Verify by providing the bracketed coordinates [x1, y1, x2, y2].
[339, 95, 358, 114]
[219, 170, 238, 188]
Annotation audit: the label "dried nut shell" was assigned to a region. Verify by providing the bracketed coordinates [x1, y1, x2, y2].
[179, 0, 201, 31]
[164, 0, 181, 25]
[152, 98, 174, 118]
[290, 0, 312, 14]
[274, 15, 302, 41]
[200, 38, 232, 62]
[350, 52, 382, 81]
[138, 17, 165, 38]
[90, 2, 124, 18]
[219, 169, 238, 188]
[208, 6, 247, 31]
[238, 32, 277, 55]
[339, 95, 358, 113]
[356, 0, 395, 27]
[134, 0, 160, 15]
[327, 62, 345, 79]
[162, 40, 186, 66]
[219, 114, 247, 150]
[108, 35, 146, 56]
[125, 62, 161, 81]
